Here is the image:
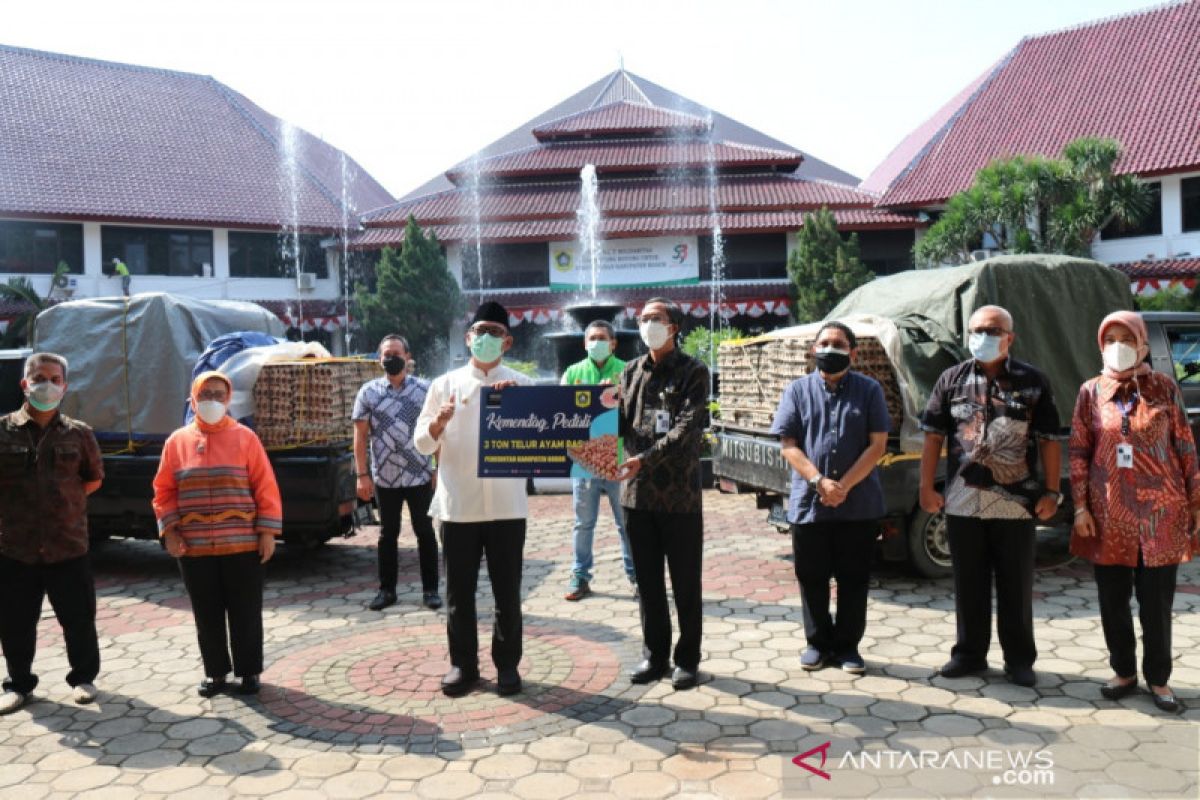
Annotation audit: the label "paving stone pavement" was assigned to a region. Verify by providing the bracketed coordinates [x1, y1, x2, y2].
[1, 490, 1197, 799]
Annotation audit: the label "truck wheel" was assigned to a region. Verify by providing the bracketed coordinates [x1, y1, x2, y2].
[907, 509, 953, 579]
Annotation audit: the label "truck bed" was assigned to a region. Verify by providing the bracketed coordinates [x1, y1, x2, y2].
[88, 440, 356, 546]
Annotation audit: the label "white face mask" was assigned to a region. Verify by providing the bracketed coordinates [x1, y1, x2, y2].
[196, 400, 227, 425]
[639, 321, 670, 350]
[1103, 341, 1139, 372]
[26, 380, 64, 412]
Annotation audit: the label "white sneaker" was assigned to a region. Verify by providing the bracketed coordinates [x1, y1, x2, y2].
[72, 683, 98, 704]
[0, 691, 27, 715]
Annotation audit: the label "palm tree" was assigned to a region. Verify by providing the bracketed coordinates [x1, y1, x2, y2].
[0, 261, 69, 347]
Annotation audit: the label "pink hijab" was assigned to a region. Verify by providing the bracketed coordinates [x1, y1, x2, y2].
[1096, 310, 1151, 381]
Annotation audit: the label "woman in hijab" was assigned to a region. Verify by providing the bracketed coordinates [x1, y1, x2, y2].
[1069, 311, 1200, 713]
[153, 372, 282, 698]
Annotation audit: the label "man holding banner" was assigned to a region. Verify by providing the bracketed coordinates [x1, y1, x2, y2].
[414, 301, 533, 699]
[560, 320, 637, 601]
[615, 298, 710, 690]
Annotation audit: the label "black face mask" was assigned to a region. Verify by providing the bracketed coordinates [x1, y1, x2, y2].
[814, 350, 851, 375]
[382, 356, 406, 376]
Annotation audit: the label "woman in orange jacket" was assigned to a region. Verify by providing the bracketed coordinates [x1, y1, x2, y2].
[153, 371, 282, 698]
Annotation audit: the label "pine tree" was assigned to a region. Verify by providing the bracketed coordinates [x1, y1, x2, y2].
[352, 216, 465, 373]
[787, 208, 874, 323]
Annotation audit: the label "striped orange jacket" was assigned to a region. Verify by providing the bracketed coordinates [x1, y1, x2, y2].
[153, 421, 283, 557]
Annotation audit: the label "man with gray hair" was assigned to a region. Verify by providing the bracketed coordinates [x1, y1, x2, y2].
[560, 319, 636, 600]
[919, 305, 1061, 688]
[0, 353, 104, 714]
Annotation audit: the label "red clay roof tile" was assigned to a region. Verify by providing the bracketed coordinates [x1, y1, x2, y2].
[869, 1, 1200, 207]
[0, 45, 393, 229]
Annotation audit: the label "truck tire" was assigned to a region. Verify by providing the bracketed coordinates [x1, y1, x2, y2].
[907, 508, 953, 579]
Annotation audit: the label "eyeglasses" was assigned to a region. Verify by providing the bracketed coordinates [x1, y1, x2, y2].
[638, 314, 670, 325]
[470, 324, 507, 337]
[969, 327, 1011, 337]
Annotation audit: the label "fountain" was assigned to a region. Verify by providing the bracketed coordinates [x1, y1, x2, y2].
[339, 151, 355, 354]
[545, 165, 640, 375]
[467, 151, 485, 297]
[578, 164, 600, 297]
[704, 110, 726, 394]
[279, 121, 305, 337]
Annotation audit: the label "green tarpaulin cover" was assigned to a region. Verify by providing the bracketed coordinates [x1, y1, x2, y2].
[33, 293, 283, 440]
[827, 254, 1133, 430]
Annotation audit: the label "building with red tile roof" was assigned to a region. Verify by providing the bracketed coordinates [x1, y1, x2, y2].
[354, 69, 923, 349]
[0, 44, 394, 345]
[865, 1, 1200, 293]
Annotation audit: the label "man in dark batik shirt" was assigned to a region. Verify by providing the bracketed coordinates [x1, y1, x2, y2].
[616, 297, 709, 691]
[0, 353, 104, 715]
[919, 305, 1062, 689]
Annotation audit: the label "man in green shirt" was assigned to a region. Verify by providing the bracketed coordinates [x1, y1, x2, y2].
[560, 320, 636, 600]
[111, 258, 131, 297]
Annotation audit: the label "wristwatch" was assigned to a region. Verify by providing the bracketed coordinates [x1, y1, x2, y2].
[808, 474, 822, 490]
[1043, 489, 1063, 507]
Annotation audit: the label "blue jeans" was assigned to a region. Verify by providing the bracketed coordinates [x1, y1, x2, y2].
[571, 477, 635, 585]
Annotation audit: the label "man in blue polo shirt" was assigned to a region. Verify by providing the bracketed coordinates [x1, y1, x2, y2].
[770, 321, 890, 675]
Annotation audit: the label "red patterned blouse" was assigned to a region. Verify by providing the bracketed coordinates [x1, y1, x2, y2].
[1069, 371, 1200, 567]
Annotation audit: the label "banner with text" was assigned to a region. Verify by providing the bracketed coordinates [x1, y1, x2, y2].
[478, 385, 623, 479]
[548, 236, 699, 290]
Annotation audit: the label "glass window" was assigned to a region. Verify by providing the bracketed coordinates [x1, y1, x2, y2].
[228, 231, 328, 279]
[1166, 326, 1200, 385]
[1100, 182, 1162, 240]
[706, 234, 787, 281]
[0, 221, 84, 274]
[1182, 177, 1200, 233]
[101, 226, 214, 276]
[462, 243, 545, 289]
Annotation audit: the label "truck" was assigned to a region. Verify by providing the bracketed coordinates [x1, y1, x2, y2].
[713, 254, 1156, 577]
[29, 293, 366, 548]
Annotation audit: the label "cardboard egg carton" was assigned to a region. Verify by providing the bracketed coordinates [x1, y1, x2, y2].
[253, 359, 383, 448]
[719, 335, 903, 433]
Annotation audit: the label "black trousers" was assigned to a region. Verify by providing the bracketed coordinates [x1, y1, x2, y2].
[1094, 554, 1178, 687]
[375, 483, 439, 593]
[791, 519, 878, 656]
[946, 516, 1037, 668]
[442, 519, 525, 672]
[179, 551, 263, 679]
[0, 554, 100, 694]
[625, 508, 704, 671]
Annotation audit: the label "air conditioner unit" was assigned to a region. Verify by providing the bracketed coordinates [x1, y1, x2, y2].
[296, 272, 317, 291]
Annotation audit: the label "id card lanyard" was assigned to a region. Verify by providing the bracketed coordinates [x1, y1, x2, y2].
[1115, 391, 1136, 470]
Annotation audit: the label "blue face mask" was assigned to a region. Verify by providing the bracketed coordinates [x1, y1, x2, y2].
[968, 332, 1004, 364]
[470, 333, 504, 364]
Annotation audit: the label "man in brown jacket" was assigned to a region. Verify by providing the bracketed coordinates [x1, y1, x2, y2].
[0, 352, 104, 714]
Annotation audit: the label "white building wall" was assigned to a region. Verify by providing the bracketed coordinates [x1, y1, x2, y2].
[1091, 170, 1200, 264]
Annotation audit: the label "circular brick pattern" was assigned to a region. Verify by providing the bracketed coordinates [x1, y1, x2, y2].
[250, 616, 643, 748]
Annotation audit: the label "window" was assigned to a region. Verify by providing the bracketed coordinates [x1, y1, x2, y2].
[228, 231, 328, 279]
[462, 243, 546, 290]
[1167, 326, 1200, 385]
[705, 234, 787, 281]
[101, 226, 213, 276]
[0, 221, 83, 274]
[1100, 182, 1162, 240]
[1183, 177, 1200, 233]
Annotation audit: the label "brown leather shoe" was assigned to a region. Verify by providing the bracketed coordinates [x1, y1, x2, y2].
[564, 581, 592, 601]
